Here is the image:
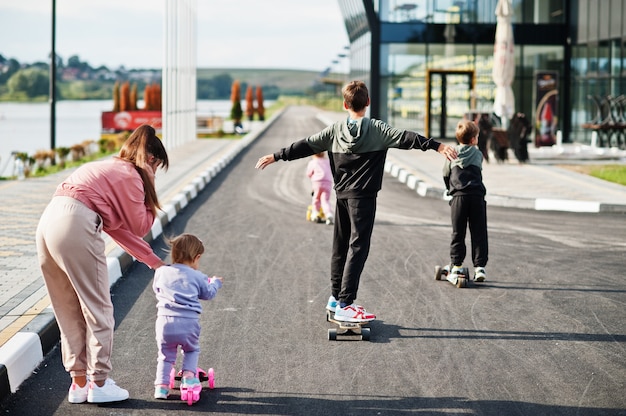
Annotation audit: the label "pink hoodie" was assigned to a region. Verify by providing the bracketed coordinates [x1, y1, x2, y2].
[54, 157, 161, 269]
[306, 156, 332, 185]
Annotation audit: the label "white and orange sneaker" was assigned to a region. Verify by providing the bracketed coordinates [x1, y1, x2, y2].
[334, 303, 375, 322]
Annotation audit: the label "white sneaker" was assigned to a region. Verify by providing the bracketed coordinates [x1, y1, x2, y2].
[447, 265, 465, 285]
[68, 382, 89, 403]
[325, 215, 334, 225]
[334, 303, 375, 322]
[326, 296, 338, 312]
[87, 378, 129, 403]
[474, 267, 486, 282]
[450, 265, 464, 274]
[154, 385, 169, 400]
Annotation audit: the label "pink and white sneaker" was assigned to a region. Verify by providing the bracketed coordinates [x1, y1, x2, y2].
[68, 381, 89, 403]
[334, 303, 375, 322]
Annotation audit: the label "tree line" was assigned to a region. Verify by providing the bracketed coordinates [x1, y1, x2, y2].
[0, 54, 282, 102]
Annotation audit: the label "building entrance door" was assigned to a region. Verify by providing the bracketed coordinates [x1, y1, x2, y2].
[426, 70, 475, 140]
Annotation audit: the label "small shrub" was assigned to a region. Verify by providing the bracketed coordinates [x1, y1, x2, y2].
[55, 147, 71, 168]
[80, 140, 97, 156]
[33, 149, 55, 169]
[70, 144, 86, 161]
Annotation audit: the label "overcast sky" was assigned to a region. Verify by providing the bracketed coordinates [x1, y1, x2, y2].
[0, 0, 350, 72]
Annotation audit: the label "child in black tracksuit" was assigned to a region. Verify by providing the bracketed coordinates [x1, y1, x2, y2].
[255, 80, 458, 322]
[443, 120, 489, 282]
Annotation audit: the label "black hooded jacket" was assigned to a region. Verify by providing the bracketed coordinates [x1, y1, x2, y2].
[442, 144, 486, 197]
[274, 116, 440, 199]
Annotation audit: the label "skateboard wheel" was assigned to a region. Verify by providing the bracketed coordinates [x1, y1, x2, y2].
[456, 277, 467, 288]
[208, 368, 215, 389]
[361, 327, 371, 341]
[435, 265, 442, 280]
[328, 328, 337, 340]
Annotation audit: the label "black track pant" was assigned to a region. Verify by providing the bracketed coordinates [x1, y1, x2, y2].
[330, 197, 376, 305]
[450, 195, 488, 267]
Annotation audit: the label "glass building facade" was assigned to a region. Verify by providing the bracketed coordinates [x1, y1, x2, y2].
[338, 0, 626, 147]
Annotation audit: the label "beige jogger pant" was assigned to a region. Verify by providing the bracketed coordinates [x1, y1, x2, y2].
[36, 196, 113, 382]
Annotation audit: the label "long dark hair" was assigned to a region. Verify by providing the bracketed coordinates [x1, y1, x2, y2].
[117, 124, 169, 216]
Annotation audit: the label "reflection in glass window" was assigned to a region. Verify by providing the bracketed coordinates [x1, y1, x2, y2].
[522, 46, 563, 77]
[598, 41, 610, 77]
[379, 0, 565, 24]
[383, 43, 427, 128]
[612, 40, 622, 78]
[571, 45, 587, 77]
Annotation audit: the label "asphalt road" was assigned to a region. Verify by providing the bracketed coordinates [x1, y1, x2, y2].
[2, 106, 625, 416]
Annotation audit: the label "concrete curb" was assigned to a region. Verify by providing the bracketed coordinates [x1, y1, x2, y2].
[384, 160, 626, 214]
[0, 109, 280, 400]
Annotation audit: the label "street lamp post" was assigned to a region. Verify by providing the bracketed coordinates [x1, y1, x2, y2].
[50, 0, 56, 151]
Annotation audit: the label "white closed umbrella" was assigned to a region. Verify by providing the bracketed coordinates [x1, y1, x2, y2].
[492, 0, 515, 124]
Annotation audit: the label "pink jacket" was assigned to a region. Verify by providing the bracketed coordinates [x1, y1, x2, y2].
[54, 157, 161, 269]
[306, 157, 332, 185]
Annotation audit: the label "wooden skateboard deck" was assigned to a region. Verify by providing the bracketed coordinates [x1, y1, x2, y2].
[435, 264, 470, 288]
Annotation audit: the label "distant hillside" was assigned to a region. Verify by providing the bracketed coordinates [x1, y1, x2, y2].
[197, 68, 324, 95]
[0, 55, 334, 101]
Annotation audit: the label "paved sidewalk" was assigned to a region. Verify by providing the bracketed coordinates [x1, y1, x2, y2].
[1, 106, 625, 401]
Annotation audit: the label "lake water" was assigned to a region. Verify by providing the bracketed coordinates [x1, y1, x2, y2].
[0, 99, 256, 177]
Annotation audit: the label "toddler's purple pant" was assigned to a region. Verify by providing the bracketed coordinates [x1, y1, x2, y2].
[154, 315, 200, 385]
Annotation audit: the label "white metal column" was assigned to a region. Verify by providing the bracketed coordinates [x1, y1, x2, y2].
[163, 0, 197, 149]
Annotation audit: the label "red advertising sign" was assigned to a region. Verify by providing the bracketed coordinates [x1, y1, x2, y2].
[101, 111, 162, 132]
[534, 71, 558, 147]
